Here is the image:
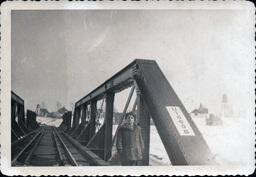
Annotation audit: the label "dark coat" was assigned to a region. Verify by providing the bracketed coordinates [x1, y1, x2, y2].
[116, 123, 145, 161]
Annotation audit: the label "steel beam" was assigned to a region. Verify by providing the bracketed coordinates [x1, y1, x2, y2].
[17, 105, 28, 133]
[11, 91, 24, 105]
[137, 89, 150, 165]
[63, 111, 72, 131]
[72, 107, 80, 130]
[11, 101, 15, 121]
[63, 132, 109, 166]
[89, 101, 97, 139]
[75, 60, 155, 107]
[81, 104, 87, 126]
[71, 108, 76, 130]
[75, 107, 81, 129]
[104, 92, 114, 161]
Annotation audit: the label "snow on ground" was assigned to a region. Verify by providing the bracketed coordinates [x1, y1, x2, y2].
[149, 126, 171, 165]
[36, 116, 63, 127]
[193, 116, 254, 166]
[36, 115, 254, 166]
[147, 116, 254, 166]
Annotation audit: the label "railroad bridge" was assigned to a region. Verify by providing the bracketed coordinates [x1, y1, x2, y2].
[11, 59, 214, 166]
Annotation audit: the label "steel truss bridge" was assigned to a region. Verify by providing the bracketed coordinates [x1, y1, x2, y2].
[11, 59, 214, 166]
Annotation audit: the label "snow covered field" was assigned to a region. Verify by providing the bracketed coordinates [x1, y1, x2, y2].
[147, 116, 254, 166]
[36, 115, 253, 166]
[193, 116, 253, 166]
[37, 116, 63, 127]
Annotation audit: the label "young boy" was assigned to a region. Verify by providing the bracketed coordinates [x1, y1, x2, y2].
[116, 112, 145, 166]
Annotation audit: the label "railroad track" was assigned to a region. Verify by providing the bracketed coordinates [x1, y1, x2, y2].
[52, 127, 90, 166]
[11, 126, 103, 166]
[11, 128, 43, 166]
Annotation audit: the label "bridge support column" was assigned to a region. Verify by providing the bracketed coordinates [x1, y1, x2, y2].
[104, 92, 114, 161]
[89, 101, 97, 139]
[81, 104, 87, 126]
[67, 111, 72, 130]
[27, 110, 38, 130]
[72, 107, 81, 130]
[12, 102, 25, 136]
[19, 105, 25, 126]
[62, 111, 72, 131]
[137, 89, 150, 166]
[18, 105, 28, 133]
[71, 108, 77, 130]
[77, 105, 90, 143]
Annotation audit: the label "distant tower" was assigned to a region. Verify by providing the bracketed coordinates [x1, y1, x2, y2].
[35, 104, 40, 115]
[199, 103, 203, 111]
[220, 94, 233, 118]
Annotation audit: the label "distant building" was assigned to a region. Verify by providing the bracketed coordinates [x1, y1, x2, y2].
[220, 94, 233, 118]
[46, 107, 70, 118]
[206, 113, 222, 126]
[48, 111, 62, 118]
[191, 103, 208, 117]
[35, 104, 40, 115]
[37, 108, 49, 117]
[57, 107, 69, 115]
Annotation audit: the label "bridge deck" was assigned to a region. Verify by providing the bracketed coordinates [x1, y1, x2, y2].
[11, 126, 100, 166]
[30, 126, 59, 166]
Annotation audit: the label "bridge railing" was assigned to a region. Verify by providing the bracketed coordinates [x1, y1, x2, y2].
[69, 59, 215, 165]
[11, 91, 39, 142]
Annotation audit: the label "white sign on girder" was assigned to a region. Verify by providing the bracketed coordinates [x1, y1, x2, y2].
[166, 106, 195, 136]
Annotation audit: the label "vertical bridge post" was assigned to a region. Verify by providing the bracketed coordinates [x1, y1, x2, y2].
[71, 107, 81, 135]
[71, 108, 77, 130]
[89, 100, 97, 139]
[137, 87, 150, 165]
[81, 104, 87, 126]
[67, 111, 72, 130]
[62, 111, 72, 131]
[104, 92, 114, 160]
[76, 107, 81, 129]
[18, 104, 28, 133]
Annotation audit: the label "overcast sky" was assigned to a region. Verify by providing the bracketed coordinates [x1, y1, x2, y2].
[11, 10, 254, 115]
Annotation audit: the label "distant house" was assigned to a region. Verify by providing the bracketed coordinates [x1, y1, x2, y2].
[58, 107, 68, 115]
[40, 108, 49, 116]
[191, 103, 208, 117]
[206, 113, 222, 126]
[35, 104, 49, 117]
[46, 107, 69, 119]
[37, 108, 49, 117]
[48, 111, 62, 118]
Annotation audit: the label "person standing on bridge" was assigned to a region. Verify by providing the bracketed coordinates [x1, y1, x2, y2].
[116, 112, 144, 166]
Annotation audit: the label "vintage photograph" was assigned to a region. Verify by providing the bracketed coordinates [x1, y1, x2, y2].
[1, 1, 255, 176]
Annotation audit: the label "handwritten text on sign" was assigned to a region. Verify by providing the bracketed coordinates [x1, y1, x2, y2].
[166, 106, 195, 136]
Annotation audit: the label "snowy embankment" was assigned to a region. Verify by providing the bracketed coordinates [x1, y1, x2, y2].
[193, 116, 253, 166]
[36, 116, 253, 166]
[148, 116, 253, 166]
[36, 116, 63, 127]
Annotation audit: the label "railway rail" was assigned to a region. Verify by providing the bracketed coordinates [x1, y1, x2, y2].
[53, 127, 90, 166]
[11, 126, 106, 166]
